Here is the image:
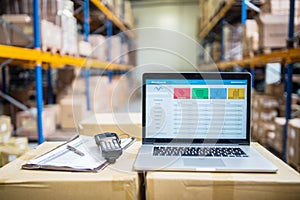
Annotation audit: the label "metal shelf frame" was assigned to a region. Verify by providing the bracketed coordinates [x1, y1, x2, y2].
[217, 48, 300, 69]
[198, 0, 235, 40]
[0, 0, 134, 144]
[33, 0, 44, 144]
[201, 0, 298, 162]
[90, 0, 134, 38]
[0, 45, 130, 70]
[283, 0, 296, 162]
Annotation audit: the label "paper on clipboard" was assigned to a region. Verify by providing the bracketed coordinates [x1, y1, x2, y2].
[22, 135, 135, 172]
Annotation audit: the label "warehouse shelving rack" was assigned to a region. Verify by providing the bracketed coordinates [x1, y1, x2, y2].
[0, 0, 134, 144]
[199, 0, 298, 162]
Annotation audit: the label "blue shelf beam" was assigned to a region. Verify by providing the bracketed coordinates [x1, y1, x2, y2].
[250, 68, 255, 88]
[33, 0, 44, 144]
[46, 66, 54, 104]
[84, 0, 91, 111]
[283, 0, 295, 162]
[84, 0, 90, 42]
[241, 0, 247, 25]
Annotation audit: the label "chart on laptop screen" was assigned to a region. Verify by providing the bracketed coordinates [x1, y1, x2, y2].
[145, 79, 248, 139]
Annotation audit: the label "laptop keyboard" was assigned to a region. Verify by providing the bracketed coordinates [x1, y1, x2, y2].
[153, 146, 248, 157]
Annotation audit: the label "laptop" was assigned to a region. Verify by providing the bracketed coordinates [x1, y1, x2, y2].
[133, 72, 278, 172]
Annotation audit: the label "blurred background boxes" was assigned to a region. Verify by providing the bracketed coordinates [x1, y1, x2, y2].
[0, 115, 12, 144]
[0, 135, 29, 167]
[59, 94, 86, 129]
[16, 108, 56, 140]
[256, 14, 300, 49]
[79, 113, 142, 139]
[44, 104, 61, 127]
[287, 118, 300, 169]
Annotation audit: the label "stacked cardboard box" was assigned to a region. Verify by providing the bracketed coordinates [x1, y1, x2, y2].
[89, 76, 112, 113]
[252, 94, 279, 144]
[56, 67, 76, 96]
[57, 0, 78, 56]
[72, 76, 110, 113]
[266, 117, 285, 154]
[0, 115, 30, 167]
[256, 14, 300, 49]
[261, 0, 300, 18]
[256, 0, 300, 49]
[44, 104, 61, 127]
[109, 75, 129, 111]
[0, 137, 29, 167]
[287, 118, 300, 170]
[59, 94, 86, 129]
[224, 23, 244, 61]
[110, 35, 129, 63]
[0, 0, 78, 55]
[89, 34, 107, 61]
[15, 108, 56, 140]
[242, 19, 259, 58]
[0, 14, 32, 46]
[78, 40, 92, 57]
[0, 115, 12, 144]
[41, 19, 61, 53]
[72, 75, 129, 114]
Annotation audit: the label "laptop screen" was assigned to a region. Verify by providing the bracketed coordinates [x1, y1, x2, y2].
[143, 73, 251, 144]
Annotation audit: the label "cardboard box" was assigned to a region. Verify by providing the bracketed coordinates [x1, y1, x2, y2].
[273, 117, 285, 153]
[44, 104, 61, 127]
[243, 19, 259, 57]
[0, 141, 141, 200]
[0, 137, 29, 167]
[251, 120, 259, 141]
[0, 14, 33, 46]
[41, 19, 61, 53]
[256, 121, 276, 145]
[0, 131, 11, 144]
[256, 14, 300, 48]
[79, 113, 142, 139]
[72, 75, 130, 113]
[16, 108, 56, 140]
[252, 94, 280, 109]
[0, 115, 12, 144]
[252, 107, 278, 123]
[110, 75, 129, 111]
[265, 82, 285, 98]
[59, 95, 86, 129]
[146, 142, 300, 200]
[78, 40, 92, 57]
[261, 0, 300, 18]
[89, 34, 107, 61]
[89, 76, 112, 113]
[287, 118, 300, 164]
[0, 115, 11, 134]
[224, 24, 243, 61]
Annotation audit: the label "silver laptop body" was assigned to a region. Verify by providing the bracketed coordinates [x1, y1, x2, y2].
[134, 72, 278, 172]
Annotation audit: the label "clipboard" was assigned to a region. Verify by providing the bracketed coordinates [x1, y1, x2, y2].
[22, 135, 136, 172]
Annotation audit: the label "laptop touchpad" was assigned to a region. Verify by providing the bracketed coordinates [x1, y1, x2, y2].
[183, 158, 225, 167]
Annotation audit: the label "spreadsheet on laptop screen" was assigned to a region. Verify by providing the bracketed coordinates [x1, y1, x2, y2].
[145, 79, 248, 139]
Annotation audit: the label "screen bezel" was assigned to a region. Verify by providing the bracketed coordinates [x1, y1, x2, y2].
[142, 72, 252, 145]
